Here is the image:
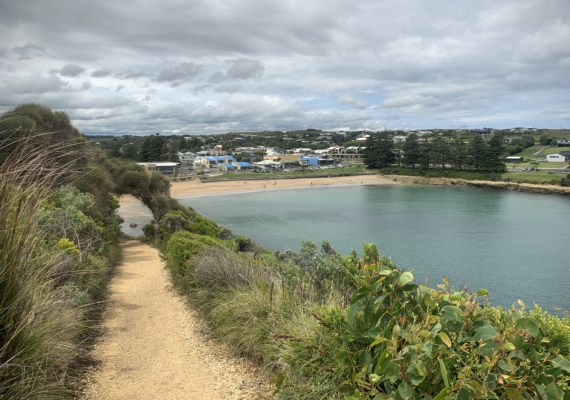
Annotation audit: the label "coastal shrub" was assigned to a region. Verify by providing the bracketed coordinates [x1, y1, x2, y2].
[276, 245, 570, 399]
[235, 234, 255, 252]
[143, 223, 156, 238]
[163, 230, 222, 279]
[187, 214, 219, 238]
[157, 209, 570, 398]
[159, 210, 191, 240]
[530, 306, 570, 357]
[191, 247, 260, 291]
[218, 226, 233, 240]
[0, 160, 81, 399]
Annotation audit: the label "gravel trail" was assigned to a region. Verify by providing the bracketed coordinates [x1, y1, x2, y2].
[82, 240, 263, 400]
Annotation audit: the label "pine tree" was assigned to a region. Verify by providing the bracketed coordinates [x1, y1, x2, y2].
[418, 140, 432, 169]
[363, 132, 395, 168]
[468, 135, 486, 171]
[450, 138, 468, 170]
[431, 136, 450, 169]
[485, 133, 506, 172]
[403, 134, 421, 168]
[140, 135, 166, 162]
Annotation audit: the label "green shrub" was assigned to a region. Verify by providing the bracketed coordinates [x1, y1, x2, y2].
[188, 214, 219, 238]
[163, 231, 222, 279]
[57, 237, 80, 259]
[218, 226, 233, 240]
[289, 249, 570, 399]
[531, 306, 570, 357]
[235, 234, 254, 252]
[143, 223, 156, 238]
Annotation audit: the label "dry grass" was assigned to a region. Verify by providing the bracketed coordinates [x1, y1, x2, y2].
[0, 138, 84, 398]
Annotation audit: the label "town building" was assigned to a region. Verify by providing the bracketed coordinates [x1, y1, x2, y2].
[138, 162, 179, 177]
[177, 151, 195, 165]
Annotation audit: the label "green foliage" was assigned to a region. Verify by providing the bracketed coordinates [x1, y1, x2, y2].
[364, 133, 395, 168]
[143, 223, 156, 239]
[530, 306, 570, 357]
[38, 186, 105, 261]
[292, 250, 570, 399]
[235, 234, 255, 252]
[188, 214, 219, 238]
[402, 134, 421, 168]
[1, 174, 81, 399]
[163, 231, 223, 280]
[140, 134, 166, 162]
[57, 238, 80, 259]
[0, 104, 122, 398]
[108, 158, 171, 221]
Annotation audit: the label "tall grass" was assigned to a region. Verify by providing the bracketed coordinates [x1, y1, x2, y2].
[0, 139, 83, 398]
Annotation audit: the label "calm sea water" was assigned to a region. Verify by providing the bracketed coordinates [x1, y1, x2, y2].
[180, 184, 570, 314]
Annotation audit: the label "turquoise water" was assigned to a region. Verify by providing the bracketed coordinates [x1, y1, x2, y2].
[180, 185, 570, 313]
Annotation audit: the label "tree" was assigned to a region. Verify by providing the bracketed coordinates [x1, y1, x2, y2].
[418, 140, 432, 169]
[450, 138, 468, 170]
[431, 136, 450, 169]
[468, 135, 486, 171]
[140, 134, 166, 161]
[109, 160, 171, 221]
[363, 133, 394, 169]
[402, 134, 420, 168]
[0, 103, 87, 172]
[539, 135, 553, 145]
[485, 133, 506, 172]
[121, 143, 139, 160]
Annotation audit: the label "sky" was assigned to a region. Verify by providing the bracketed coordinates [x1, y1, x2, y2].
[0, 0, 569, 135]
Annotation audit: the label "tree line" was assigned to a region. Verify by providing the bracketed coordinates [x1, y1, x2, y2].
[363, 132, 507, 172]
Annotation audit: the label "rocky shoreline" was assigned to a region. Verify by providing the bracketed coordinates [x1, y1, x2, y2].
[389, 175, 570, 196]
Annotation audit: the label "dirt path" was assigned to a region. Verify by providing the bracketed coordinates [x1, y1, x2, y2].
[82, 241, 263, 400]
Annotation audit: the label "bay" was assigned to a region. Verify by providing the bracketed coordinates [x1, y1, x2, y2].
[180, 184, 570, 314]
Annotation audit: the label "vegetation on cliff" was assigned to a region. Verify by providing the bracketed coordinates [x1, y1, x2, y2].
[156, 205, 570, 398]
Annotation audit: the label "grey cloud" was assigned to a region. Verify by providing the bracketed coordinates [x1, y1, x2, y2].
[192, 84, 212, 93]
[12, 42, 45, 60]
[58, 64, 86, 77]
[209, 59, 264, 83]
[155, 62, 202, 83]
[116, 84, 125, 92]
[115, 69, 150, 79]
[214, 84, 242, 94]
[208, 72, 225, 84]
[0, 74, 68, 94]
[1, 0, 570, 132]
[225, 59, 264, 80]
[385, 114, 400, 120]
[143, 89, 157, 101]
[338, 95, 368, 110]
[91, 69, 113, 77]
[80, 81, 92, 91]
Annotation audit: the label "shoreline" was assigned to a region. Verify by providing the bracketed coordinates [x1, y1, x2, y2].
[118, 174, 570, 207]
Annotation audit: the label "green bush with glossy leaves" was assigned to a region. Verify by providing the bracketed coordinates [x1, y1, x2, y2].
[289, 245, 570, 399]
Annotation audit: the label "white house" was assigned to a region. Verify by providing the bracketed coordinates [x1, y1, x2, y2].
[177, 151, 196, 166]
[546, 154, 565, 163]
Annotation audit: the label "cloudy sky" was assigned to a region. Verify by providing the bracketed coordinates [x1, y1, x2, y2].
[0, 0, 569, 135]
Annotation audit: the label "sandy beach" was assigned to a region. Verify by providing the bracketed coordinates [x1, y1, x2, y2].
[117, 174, 399, 205]
[118, 173, 570, 208]
[171, 174, 398, 199]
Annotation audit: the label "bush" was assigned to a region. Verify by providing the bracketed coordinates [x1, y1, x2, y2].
[187, 214, 219, 238]
[218, 226, 233, 240]
[163, 231, 222, 279]
[143, 223, 156, 238]
[235, 234, 255, 252]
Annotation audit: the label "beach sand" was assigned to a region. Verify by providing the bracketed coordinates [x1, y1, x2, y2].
[171, 174, 398, 199]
